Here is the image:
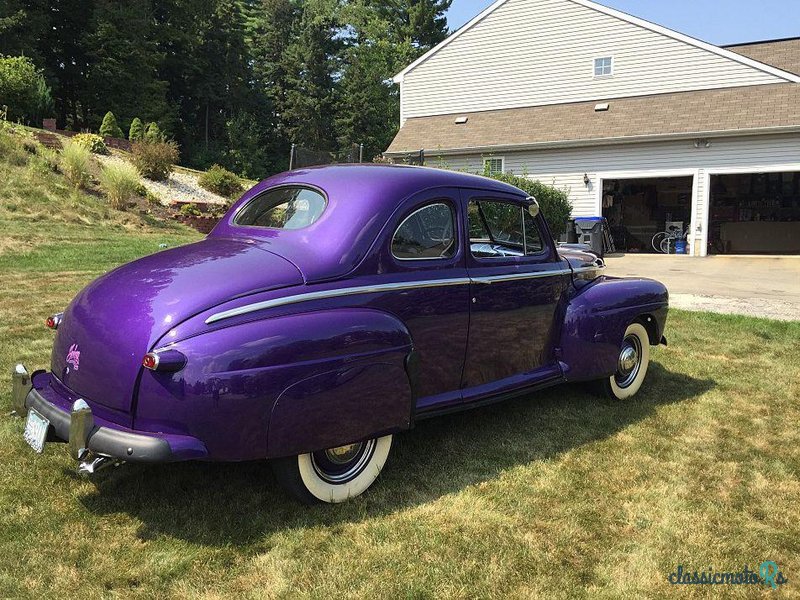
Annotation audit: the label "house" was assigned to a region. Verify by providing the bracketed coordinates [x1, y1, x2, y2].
[385, 0, 800, 256]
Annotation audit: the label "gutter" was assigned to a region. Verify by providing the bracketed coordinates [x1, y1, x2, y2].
[384, 125, 800, 157]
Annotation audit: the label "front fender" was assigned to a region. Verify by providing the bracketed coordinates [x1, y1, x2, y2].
[559, 276, 668, 382]
[134, 308, 414, 461]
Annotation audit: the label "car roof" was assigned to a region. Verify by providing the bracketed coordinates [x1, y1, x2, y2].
[211, 164, 528, 283]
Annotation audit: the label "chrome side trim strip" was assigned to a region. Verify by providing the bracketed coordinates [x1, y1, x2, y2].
[571, 264, 606, 275]
[205, 265, 604, 324]
[470, 268, 573, 285]
[206, 277, 473, 324]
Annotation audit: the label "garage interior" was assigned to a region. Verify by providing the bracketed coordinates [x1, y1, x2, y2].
[602, 176, 693, 253]
[709, 172, 800, 255]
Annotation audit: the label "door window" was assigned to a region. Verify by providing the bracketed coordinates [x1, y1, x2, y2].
[392, 202, 456, 260]
[468, 200, 544, 258]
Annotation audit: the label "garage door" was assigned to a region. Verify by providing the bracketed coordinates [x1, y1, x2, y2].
[709, 172, 800, 255]
[602, 176, 693, 253]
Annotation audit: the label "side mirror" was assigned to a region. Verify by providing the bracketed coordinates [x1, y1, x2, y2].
[527, 197, 540, 218]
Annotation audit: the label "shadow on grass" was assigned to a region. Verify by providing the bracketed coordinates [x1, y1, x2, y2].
[80, 362, 713, 546]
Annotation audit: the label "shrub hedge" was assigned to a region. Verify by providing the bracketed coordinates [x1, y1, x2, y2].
[72, 133, 109, 155]
[132, 140, 179, 181]
[483, 167, 573, 238]
[198, 164, 243, 198]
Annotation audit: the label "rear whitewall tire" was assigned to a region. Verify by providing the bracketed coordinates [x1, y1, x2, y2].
[272, 435, 393, 504]
[604, 322, 650, 400]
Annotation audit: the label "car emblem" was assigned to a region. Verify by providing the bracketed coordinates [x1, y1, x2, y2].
[66, 344, 81, 371]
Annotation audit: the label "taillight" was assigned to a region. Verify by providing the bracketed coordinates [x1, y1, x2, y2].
[142, 353, 159, 370]
[46, 313, 63, 330]
[142, 349, 186, 372]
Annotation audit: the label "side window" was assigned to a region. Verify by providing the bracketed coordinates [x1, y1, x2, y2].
[469, 199, 544, 258]
[392, 202, 456, 260]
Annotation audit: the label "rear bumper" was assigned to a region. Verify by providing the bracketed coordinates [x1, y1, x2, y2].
[14, 365, 207, 463]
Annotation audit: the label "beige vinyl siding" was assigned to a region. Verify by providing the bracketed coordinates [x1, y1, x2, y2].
[437, 133, 800, 254]
[401, 0, 784, 120]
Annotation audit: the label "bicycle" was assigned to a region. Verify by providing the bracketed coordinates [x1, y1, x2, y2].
[651, 225, 690, 254]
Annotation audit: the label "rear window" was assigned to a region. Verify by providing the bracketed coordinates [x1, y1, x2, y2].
[234, 186, 326, 229]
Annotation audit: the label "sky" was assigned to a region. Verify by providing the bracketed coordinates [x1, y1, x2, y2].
[446, 0, 800, 46]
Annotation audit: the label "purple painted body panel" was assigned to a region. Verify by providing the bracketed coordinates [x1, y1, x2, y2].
[30, 165, 668, 463]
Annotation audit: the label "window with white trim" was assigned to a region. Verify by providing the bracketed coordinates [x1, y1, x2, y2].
[593, 56, 613, 77]
[484, 157, 504, 175]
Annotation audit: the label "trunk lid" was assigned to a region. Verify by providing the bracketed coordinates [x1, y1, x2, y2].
[50, 237, 303, 414]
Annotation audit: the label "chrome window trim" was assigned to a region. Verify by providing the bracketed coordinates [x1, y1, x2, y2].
[391, 202, 456, 262]
[205, 265, 604, 324]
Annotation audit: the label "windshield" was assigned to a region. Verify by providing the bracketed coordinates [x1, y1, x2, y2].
[234, 186, 326, 229]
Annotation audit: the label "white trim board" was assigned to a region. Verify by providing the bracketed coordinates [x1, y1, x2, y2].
[394, 0, 800, 84]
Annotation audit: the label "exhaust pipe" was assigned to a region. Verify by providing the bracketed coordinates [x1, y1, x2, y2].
[77, 453, 123, 475]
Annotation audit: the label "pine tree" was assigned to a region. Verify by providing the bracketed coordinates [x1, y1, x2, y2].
[281, 0, 341, 151]
[99, 111, 124, 138]
[144, 122, 164, 142]
[129, 117, 144, 141]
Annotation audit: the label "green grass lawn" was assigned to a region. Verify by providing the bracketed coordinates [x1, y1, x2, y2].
[1, 129, 799, 598]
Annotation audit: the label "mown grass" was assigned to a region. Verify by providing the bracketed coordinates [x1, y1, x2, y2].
[1, 129, 799, 598]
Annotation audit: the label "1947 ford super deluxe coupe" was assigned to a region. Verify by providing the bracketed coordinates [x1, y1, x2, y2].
[13, 165, 668, 503]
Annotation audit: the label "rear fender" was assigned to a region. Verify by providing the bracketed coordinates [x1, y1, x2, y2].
[558, 277, 668, 382]
[135, 308, 414, 461]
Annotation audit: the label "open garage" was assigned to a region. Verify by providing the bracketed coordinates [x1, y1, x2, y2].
[708, 171, 800, 254]
[602, 176, 693, 253]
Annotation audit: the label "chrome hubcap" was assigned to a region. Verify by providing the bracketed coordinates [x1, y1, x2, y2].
[324, 443, 362, 465]
[311, 439, 377, 484]
[618, 346, 638, 374]
[615, 335, 642, 389]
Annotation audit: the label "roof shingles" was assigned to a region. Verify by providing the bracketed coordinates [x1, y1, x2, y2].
[386, 83, 800, 154]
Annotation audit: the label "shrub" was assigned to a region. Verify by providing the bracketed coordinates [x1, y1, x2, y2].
[483, 167, 573, 238]
[0, 128, 28, 166]
[129, 117, 144, 142]
[0, 55, 53, 124]
[179, 203, 202, 216]
[144, 122, 164, 143]
[72, 133, 109, 155]
[198, 164, 243, 198]
[99, 161, 140, 210]
[61, 141, 92, 189]
[131, 140, 179, 181]
[99, 111, 124, 139]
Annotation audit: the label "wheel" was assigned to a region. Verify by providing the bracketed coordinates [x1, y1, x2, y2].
[651, 232, 666, 253]
[271, 435, 393, 504]
[602, 323, 650, 400]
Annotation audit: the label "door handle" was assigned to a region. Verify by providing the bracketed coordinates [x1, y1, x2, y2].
[470, 277, 492, 285]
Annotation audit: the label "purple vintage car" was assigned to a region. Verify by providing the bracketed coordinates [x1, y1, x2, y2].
[13, 165, 668, 503]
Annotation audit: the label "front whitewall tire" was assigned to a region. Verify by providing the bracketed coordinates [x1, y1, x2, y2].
[606, 322, 650, 400]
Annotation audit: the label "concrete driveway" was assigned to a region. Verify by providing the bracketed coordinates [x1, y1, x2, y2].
[603, 254, 800, 321]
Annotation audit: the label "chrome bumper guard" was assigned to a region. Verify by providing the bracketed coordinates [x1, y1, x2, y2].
[69, 399, 94, 461]
[11, 364, 32, 417]
[18, 376, 178, 466]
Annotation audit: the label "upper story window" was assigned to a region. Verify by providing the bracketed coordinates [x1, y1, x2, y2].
[484, 157, 504, 175]
[594, 56, 614, 77]
[234, 186, 326, 229]
[468, 199, 543, 258]
[392, 202, 456, 260]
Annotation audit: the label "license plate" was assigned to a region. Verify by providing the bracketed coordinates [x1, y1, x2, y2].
[23, 409, 49, 454]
